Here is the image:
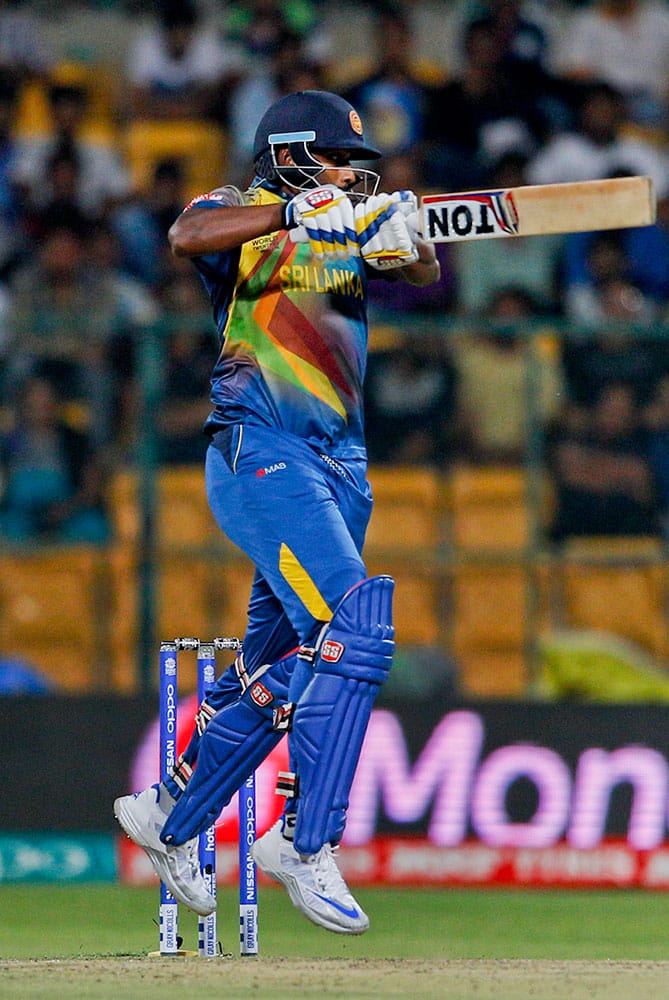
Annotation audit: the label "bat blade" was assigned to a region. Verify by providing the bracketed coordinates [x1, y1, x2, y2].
[420, 176, 656, 243]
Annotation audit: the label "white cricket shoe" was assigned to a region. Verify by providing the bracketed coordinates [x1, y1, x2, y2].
[113, 785, 216, 917]
[251, 819, 369, 934]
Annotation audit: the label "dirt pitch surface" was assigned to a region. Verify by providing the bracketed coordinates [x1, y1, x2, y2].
[4, 957, 669, 1000]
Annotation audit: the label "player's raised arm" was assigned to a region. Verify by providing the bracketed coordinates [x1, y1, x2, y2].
[168, 201, 285, 257]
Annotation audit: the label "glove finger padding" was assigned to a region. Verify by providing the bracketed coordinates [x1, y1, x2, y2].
[355, 193, 419, 270]
[391, 190, 419, 217]
[284, 184, 358, 259]
[391, 190, 421, 237]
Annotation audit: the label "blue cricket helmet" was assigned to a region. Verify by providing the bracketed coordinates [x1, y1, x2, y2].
[253, 90, 382, 163]
[252, 90, 381, 196]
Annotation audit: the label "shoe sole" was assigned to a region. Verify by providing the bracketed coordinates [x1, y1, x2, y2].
[113, 797, 216, 917]
[250, 842, 369, 935]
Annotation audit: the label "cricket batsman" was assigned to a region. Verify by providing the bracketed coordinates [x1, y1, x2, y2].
[115, 89, 440, 933]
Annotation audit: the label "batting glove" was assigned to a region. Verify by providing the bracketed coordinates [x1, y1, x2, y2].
[283, 184, 358, 259]
[354, 192, 419, 270]
[392, 189, 421, 238]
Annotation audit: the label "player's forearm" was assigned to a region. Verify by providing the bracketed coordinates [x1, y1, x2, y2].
[397, 239, 441, 286]
[169, 204, 285, 257]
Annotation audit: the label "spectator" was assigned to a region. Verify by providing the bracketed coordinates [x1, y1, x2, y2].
[561, 196, 669, 316]
[11, 78, 132, 218]
[451, 286, 565, 465]
[555, 0, 669, 128]
[111, 157, 189, 287]
[22, 143, 95, 244]
[0, 71, 28, 278]
[226, 32, 325, 184]
[561, 276, 661, 408]
[224, 0, 331, 69]
[548, 380, 660, 542]
[458, 0, 576, 132]
[0, 0, 53, 87]
[526, 82, 669, 195]
[342, 3, 446, 165]
[560, 228, 668, 328]
[366, 152, 455, 321]
[643, 372, 669, 536]
[154, 271, 215, 465]
[423, 15, 548, 190]
[0, 655, 54, 695]
[5, 225, 154, 447]
[0, 374, 111, 544]
[364, 332, 458, 466]
[125, 0, 244, 124]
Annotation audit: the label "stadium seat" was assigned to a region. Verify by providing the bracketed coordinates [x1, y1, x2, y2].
[122, 120, 227, 200]
[109, 465, 217, 548]
[457, 650, 527, 698]
[450, 559, 552, 697]
[15, 60, 120, 143]
[449, 464, 546, 552]
[365, 466, 448, 647]
[365, 554, 442, 646]
[556, 537, 667, 658]
[452, 563, 527, 652]
[109, 546, 216, 692]
[366, 465, 446, 553]
[211, 555, 255, 640]
[0, 547, 110, 691]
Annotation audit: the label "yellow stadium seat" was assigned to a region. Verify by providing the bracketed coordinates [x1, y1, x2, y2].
[556, 537, 667, 658]
[365, 555, 442, 646]
[109, 465, 217, 548]
[0, 547, 109, 691]
[211, 556, 255, 640]
[458, 650, 527, 698]
[15, 61, 120, 142]
[449, 465, 537, 552]
[156, 466, 217, 548]
[365, 466, 448, 647]
[450, 560, 553, 697]
[108, 468, 138, 545]
[109, 547, 216, 692]
[123, 120, 227, 199]
[108, 543, 254, 692]
[452, 563, 528, 653]
[366, 465, 446, 554]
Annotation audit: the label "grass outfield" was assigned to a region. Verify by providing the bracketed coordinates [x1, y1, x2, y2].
[1, 884, 669, 998]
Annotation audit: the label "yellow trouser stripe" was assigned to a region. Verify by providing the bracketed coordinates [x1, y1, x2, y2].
[279, 543, 332, 621]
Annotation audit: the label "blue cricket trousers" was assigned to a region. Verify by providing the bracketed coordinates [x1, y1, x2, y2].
[206, 422, 373, 674]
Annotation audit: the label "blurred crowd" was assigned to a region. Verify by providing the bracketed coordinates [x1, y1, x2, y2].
[3, 0, 669, 547]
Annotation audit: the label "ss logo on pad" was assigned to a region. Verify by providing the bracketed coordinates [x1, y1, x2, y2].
[321, 640, 344, 662]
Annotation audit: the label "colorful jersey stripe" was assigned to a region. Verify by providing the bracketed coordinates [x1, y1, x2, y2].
[189, 183, 369, 460]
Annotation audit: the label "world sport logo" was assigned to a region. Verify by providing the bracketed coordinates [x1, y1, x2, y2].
[306, 188, 335, 208]
[321, 640, 344, 662]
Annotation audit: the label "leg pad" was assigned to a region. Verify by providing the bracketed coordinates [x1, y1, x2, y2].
[290, 575, 394, 855]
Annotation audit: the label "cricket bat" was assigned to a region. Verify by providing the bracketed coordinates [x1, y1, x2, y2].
[420, 175, 656, 243]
